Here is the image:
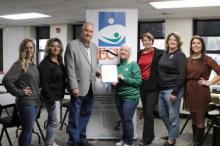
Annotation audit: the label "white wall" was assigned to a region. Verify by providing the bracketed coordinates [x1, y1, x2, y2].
[1, 20, 194, 73]
[50, 24, 73, 52]
[3, 26, 35, 72]
[165, 18, 193, 57]
[2, 24, 73, 74]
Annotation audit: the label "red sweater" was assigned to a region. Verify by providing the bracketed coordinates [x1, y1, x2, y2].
[138, 48, 155, 80]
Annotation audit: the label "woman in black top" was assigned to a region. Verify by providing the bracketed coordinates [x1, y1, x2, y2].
[158, 32, 187, 146]
[38, 38, 66, 146]
[3, 38, 40, 146]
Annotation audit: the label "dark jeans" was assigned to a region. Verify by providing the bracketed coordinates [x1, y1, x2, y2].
[68, 87, 93, 146]
[17, 103, 39, 146]
[140, 90, 158, 143]
[115, 97, 138, 145]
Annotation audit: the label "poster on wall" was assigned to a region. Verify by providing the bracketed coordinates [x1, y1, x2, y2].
[86, 9, 138, 139]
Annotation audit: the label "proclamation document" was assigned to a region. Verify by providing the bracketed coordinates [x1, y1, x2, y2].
[101, 65, 118, 83]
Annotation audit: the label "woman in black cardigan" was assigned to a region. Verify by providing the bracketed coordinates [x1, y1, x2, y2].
[137, 32, 163, 145]
[38, 38, 66, 146]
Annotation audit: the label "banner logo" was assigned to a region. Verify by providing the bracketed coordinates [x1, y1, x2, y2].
[98, 12, 126, 47]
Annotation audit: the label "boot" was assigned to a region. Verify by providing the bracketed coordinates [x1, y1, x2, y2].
[192, 124, 197, 143]
[194, 127, 205, 146]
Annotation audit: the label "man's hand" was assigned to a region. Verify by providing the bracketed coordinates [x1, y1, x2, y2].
[96, 71, 102, 79]
[112, 82, 117, 88]
[70, 88, 80, 97]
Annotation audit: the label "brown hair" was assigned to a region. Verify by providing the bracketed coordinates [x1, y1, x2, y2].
[165, 32, 182, 52]
[190, 35, 206, 62]
[142, 32, 154, 44]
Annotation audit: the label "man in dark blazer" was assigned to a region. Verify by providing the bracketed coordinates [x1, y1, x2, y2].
[65, 22, 101, 146]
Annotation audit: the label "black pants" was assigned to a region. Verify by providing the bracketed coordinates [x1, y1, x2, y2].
[141, 89, 158, 143]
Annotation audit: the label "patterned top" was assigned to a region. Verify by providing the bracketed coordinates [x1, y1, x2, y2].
[185, 55, 220, 113]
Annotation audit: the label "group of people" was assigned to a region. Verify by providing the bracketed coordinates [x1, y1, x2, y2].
[137, 32, 220, 146]
[2, 21, 220, 146]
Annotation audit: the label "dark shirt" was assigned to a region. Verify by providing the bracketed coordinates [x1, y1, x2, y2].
[38, 57, 66, 101]
[3, 61, 40, 106]
[158, 49, 187, 95]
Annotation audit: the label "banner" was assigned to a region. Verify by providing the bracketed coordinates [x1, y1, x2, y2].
[86, 9, 138, 139]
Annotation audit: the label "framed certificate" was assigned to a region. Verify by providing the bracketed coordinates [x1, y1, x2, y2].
[101, 64, 118, 83]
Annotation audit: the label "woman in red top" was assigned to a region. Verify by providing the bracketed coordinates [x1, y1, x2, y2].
[185, 35, 220, 146]
[137, 32, 163, 145]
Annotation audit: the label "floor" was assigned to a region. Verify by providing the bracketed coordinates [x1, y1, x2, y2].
[0, 108, 214, 146]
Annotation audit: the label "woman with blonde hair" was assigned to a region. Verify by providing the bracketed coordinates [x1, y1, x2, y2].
[38, 38, 66, 146]
[114, 44, 142, 146]
[3, 38, 40, 146]
[158, 33, 187, 146]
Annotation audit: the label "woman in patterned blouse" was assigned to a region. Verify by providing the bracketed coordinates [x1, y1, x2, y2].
[185, 35, 220, 146]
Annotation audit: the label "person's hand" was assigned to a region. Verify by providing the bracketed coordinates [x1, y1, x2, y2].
[70, 88, 80, 97]
[48, 97, 56, 109]
[198, 78, 210, 86]
[96, 71, 102, 79]
[112, 82, 117, 88]
[118, 74, 124, 80]
[24, 87, 32, 96]
[170, 94, 177, 101]
[48, 97, 55, 106]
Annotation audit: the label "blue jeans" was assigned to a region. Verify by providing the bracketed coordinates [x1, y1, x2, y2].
[158, 88, 183, 141]
[17, 103, 39, 146]
[115, 97, 138, 145]
[45, 100, 61, 145]
[68, 88, 93, 146]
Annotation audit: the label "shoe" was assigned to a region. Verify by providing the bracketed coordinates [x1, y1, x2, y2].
[116, 140, 123, 146]
[160, 136, 169, 141]
[52, 142, 60, 146]
[139, 140, 152, 145]
[123, 143, 134, 146]
[163, 141, 175, 146]
[45, 142, 60, 146]
[79, 140, 93, 146]
[194, 127, 205, 146]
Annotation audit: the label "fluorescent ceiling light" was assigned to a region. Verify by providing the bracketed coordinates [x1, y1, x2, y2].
[0, 12, 50, 20]
[150, 0, 220, 9]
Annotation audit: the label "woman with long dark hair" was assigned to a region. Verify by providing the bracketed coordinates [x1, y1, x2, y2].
[185, 35, 220, 146]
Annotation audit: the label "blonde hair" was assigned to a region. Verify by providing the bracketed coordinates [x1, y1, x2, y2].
[119, 43, 133, 63]
[44, 38, 64, 63]
[165, 32, 183, 52]
[18, 38, 35, 72]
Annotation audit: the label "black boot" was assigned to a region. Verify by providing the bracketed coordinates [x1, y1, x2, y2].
[192, 124, 197, 143]
[195, 127, 205, 146]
